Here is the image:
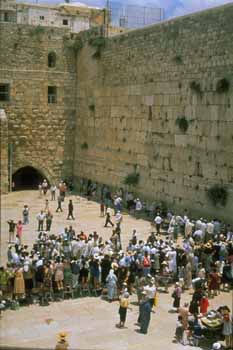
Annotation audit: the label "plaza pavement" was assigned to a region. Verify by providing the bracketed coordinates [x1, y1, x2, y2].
[0, 191, 232, 350]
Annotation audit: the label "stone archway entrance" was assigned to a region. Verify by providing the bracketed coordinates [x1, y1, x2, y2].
[12, 166, 48, 190]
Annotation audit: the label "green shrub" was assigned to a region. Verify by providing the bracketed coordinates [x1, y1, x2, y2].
[173, 55, 182, 64]
[89, 104, 95, 111]
[64, 38, 83, 53]
[190, 81, 201, 93]
[89, 36, 106, 59]
[124, 173, 140, 186]
[30, 25, 45, 37]
[80, 142, 89, 150]
[176, 116, 189, 133]
[207, 184, 228, 206]
[216, 78, 230, 93]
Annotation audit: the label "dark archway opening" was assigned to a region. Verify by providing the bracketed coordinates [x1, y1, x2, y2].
[12, 166, 48, 190]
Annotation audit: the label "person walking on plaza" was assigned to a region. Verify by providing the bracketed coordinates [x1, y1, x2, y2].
[50, 184, 57, 201]
[104, 208, 114, 227]
[22, 205, 29, 225]
[36, 210, 46, 231]
[7, 219, 16, 243]
[67, 200, 75, 220]
[56, 195, 63, 212]
[42, 179, 48, 195]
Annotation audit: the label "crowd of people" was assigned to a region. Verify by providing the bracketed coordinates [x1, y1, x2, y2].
[1, 180, 233, 349]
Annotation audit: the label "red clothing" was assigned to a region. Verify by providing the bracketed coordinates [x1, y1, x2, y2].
[200, 297, 209, 314]
[16, 223, 23, 238]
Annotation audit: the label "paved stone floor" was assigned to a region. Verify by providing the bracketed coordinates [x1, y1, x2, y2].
[0, 191, 232, 350]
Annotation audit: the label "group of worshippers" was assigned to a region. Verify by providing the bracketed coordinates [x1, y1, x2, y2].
[1, 186, 233, 341]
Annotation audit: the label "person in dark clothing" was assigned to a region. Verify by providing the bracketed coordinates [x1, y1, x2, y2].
[7, 220, 16, 243]
[104, 209, 114, 227]
[138, 293, 152, 334]
[67, 200, 75, 220]
[100, 255, 111, 285]
[56, 196, 63, 212]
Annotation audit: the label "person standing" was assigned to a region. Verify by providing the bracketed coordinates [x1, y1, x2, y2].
[172, 282, 182, 311]
[67, 200, 75, 220]
[138, 291, 152, 334]
[117, 291, 131, 328]
[36, 210, 46, 231]
[50, 184, 57, 201]
[7, 220, 16, 243]
[22, 205, 29, 225]
[106, 269, 118, 302]
[46, 210, 53, 231]
[104, 208, 114, 227]
[154, 214, 163, 235]
[16, 220, 23, 244]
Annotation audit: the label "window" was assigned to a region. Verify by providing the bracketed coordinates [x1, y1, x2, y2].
[0, 84, 10, 101]
[48, 86, 57, 104]
[4, 12, 9, 22]
[40, 16, 45, 20]
[48, 52, 56, 68]
[63, 19, 68, 25]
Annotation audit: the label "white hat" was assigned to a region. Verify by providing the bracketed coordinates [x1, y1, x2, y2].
[212, 343, 221, 350]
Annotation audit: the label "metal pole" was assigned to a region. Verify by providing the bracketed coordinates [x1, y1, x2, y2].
[8, 142, 13, 192]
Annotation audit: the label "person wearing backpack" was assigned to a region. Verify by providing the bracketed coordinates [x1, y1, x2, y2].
[143, 252, 151, 277]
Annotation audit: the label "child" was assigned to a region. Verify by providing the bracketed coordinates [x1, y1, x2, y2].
[117, 291, 131, 328]
[200, 294, 209, 315]
[175, 315, 184, 344]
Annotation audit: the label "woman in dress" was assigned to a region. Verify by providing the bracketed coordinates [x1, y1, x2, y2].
[16, 221, 23, 244]
[54, 257, 64, 291]
[106, 269, 118, 302]
[14, 267, 25, 298]
[172, 282, 182, 311]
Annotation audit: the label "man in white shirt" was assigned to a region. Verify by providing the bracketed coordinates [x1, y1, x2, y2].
[154, 215, 163, 234]
[193, 229, 203, 243]
[206, 221, 214, 241]
[36, 210, 46, 231]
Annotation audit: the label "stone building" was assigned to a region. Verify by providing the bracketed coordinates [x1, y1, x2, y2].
[0, 3, 233, 222]
[16, 2, 105, 33]
[0, 0, 16, 22]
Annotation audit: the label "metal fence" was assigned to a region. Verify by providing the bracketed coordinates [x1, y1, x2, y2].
[107, 1, 164, 29]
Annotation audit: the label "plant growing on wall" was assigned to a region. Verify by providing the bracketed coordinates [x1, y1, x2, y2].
[89, 103, 95, 111]
[29, 25, 45, 38]
[190, 81, 202, 94]
[80, 142, 89, 150]
[176, 116, 189, 133]
[216, 78, 230, 93]
[64, 37, 83, 54]
[173, 55, 182, 64]
[124, 172, 140, 186]
[89, 36, 106, 59]
[207, 184, 228, 206]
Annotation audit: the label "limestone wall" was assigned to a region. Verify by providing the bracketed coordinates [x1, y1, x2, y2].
[0, 23, 77, 184]
[74, 4, 233, 221]
[0, 109, 8, 194]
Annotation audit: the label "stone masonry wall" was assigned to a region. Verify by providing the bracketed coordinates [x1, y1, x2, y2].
[0, 23, 77, 184]
[0, 109, 8, 194]
[74, 4, 233, 222]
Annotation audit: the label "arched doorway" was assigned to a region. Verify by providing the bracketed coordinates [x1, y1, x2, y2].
[12, 166, 48, 190]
